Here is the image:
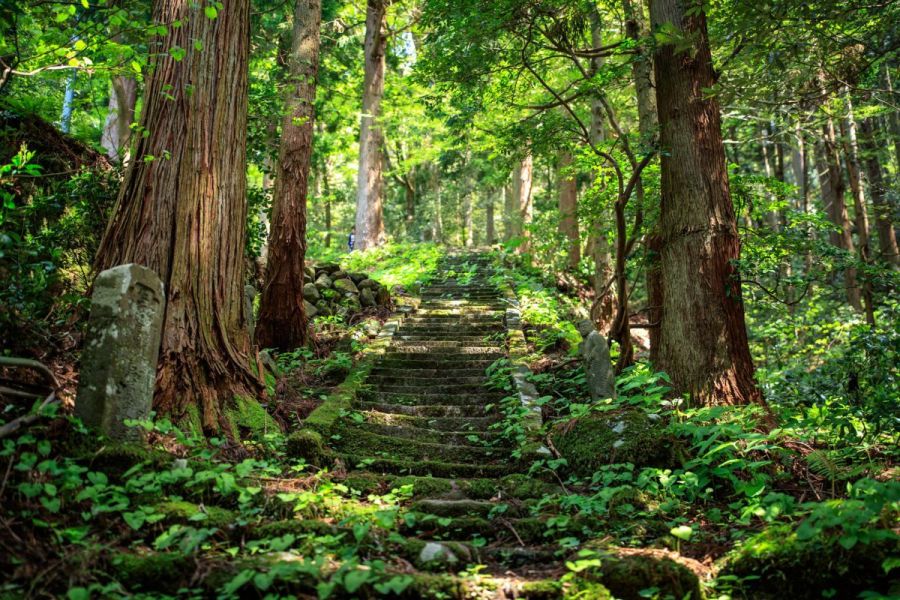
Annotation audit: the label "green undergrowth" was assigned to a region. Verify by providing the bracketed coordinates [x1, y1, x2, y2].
[309, 242, 444, 292]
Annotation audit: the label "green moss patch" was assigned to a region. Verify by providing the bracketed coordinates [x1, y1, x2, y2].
[155, 500, 237, 529]
[227, 395, 280, 441]
[719, 523, 899, 599]
[551, 409, 671, 477]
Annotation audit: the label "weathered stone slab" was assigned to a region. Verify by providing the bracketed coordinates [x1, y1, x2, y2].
[76, 264, 165, 441]
[577, 320, 617, 401]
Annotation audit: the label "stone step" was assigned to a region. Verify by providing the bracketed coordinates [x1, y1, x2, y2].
[353, 401, 497, 418]
[337, 430, 504, 464]
[366, 383, 496, 396]
[400, 515, 548, 544]
[390, 340, 502, 348]
[385, 349, 504, 358]
[376, 357, 500, 369]
[396, 325, 504, 333]
[369, 367, 489, 378]
[412, 310, 505, 317]
[394, 333, 504, 341]
[367, 374, 489, 387]
[338, 454, 511, 478]
[350, 422, 503, 447]
[356, 390, 504, 406]
[403, 314, 503, 321]
[357, 410, 501, 431]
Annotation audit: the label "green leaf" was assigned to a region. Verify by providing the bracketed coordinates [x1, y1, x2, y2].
[670, 525, 693, 541]
[343, 569, 371, 593]
[204, 5, 218, 19]
[123, 511, 145, 530]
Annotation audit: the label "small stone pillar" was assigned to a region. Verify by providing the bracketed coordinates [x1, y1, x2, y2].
[244, 284, 257, 342]
[577, 320, 617, 401]
[76, 264, 165, 441]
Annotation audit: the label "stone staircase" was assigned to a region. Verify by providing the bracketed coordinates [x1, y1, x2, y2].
[330, 253, 571, 590]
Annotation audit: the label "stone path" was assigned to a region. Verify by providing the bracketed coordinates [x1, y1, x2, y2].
[329, 253, 569, 593]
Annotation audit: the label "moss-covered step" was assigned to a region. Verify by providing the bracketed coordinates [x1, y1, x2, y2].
[409, 498, 531, 519]
[400, 514, 549, 544]
[365, 382, 500, 396]
[376, 357, 500, 370]
[384, 349, 505, 359]
[334, 428, 507, 464]
[394, 334, 504, 343]
[369, 366, 491, 378]
[355, 390, 505, 406]
[366, 374, 491, 387]
[338, 454, 512, 478]
[350, 422, 504, 447]
[357, 409, 502, 431]
[352, 400, 497, 418]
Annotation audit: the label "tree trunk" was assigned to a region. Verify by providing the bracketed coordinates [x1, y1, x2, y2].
[649, 0, 764, 407]
[463, 190, 474, 247]
[817, 118, 862, 311]
[60, 70, 77, 133]
[858, 119, 900, 267]
[94, 0, 258, 432]
[485, 192, 495, 246]
[839, 98, 875, 324]
[354, 0, 387, 250]
[511, 154, 533, 253]
[503, 182, 514, 242]
[791, 119, 809, 212]
[433, 166, 443, 243]
[587, 11, 616, 328]
[860, 119, 900, 267]
[256, 0, 322, 351]
[100, 76, 137, 162]
[405, 180, 416, 234]
[558, 150, 580, 269]
[623, 0, 657, 143]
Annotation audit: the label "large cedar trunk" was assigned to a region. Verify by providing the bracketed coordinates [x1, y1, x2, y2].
[858, 119, 899, 267]
[354, 0, 387, 250]
[100, 76, 137, 162]
[649, 0, 764, 407]
[558, 150, 580, 269]
[94, 0, 259, 432]
[256, 0, 322, 351]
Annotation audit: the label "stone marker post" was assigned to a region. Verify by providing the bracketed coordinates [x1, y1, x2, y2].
[577, 320, 617, 401]
[244, 284, 257, 342]
[76, 264, 165, 441]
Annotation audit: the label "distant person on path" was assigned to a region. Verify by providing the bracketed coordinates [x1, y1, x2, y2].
[348, 226, 356, 252]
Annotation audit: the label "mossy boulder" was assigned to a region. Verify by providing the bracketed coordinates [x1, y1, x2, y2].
[585, 550, 703, 600]
[110, 551, 194, 593]
[551, 409, 670, 477]
[719, 523, 900, 599]
[284, 429, 328, 465]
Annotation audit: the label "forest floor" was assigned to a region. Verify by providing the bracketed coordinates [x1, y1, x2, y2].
[0, 247, 897, 600]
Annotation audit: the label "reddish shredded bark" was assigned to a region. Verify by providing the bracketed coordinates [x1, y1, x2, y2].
[94, 0, 260, 431]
